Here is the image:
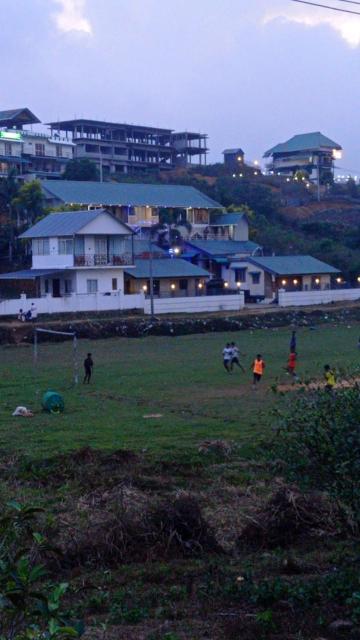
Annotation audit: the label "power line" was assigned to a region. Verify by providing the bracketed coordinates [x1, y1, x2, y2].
[336, 0, 360, 6]
[289, 0, 360, 15]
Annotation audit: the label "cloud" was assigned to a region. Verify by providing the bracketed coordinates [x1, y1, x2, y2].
[53, 0, 92, 35]
[264, 5, 360, 48]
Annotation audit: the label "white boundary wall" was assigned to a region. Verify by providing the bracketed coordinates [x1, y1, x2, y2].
[0, 292, 244, 316]
[144, 293, 244, 315]
[278, 288, 360, 307]
[0, 292, 144, 316]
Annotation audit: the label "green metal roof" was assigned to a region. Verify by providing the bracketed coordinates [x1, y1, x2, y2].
[186, 239, 261, 256]
[264, 132, 342, 158]
[20, 209, 132, 239]
[211, 212, 246, 226]
[125, 258, 211, 279]
[246, 255, 340, 275]
[41, 180, 222, 209]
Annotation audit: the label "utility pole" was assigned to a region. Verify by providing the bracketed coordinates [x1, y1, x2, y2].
[317, 155, 321, 202]
[148, 232, 154, 318]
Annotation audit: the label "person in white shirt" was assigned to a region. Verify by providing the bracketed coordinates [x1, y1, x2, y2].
[230, 341, 245, 372]
[30, 303, 38, 320]
[222, 343, 232, 373]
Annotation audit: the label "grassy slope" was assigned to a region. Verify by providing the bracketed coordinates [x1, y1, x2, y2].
[0, 323, 359, 459]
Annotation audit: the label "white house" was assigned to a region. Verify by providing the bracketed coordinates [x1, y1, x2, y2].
[14, 209, 134, 298]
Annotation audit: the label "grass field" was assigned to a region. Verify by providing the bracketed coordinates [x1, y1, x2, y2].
[2, 322, 360, 639]
[1, 321, 359, 459]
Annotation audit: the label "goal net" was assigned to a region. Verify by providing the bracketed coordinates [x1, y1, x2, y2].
[33, 328, 79, 393]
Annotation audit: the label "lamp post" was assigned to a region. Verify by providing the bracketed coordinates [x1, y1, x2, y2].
[148, 233, 155, 318]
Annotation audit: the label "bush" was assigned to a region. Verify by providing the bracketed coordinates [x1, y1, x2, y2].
[272, 386, 360, 525]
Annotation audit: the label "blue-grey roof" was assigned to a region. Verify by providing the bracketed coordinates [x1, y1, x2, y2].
[19, 209, 132, 239]
[41, 180, 222, 209]
[125, 239, 167, 257]
[0, 269, 64, 280]
[264, 132, 342, 158]
[211, 212, 246, 226]
[246, 255, 340, 275]
[125, 258, 211, 279]
[186, 239, 261, 257]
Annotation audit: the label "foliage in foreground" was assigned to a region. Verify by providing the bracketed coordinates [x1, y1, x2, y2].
[0, 501, 83, 640]
[272, 386, 360, 524]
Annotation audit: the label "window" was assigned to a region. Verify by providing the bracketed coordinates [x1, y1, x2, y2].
[64, 279, 73, 294]
[235, 268, 247, 283]
[112, 278, 117, 291]
[35, 143, 45, 157]
[58, 238, 73, 255]
[251, 272, 261, 285]
[44, 279, 49, 294]
[56, 145, 62, 157]
[4, 142, 12, 156]
[179, 279, 188, 290]
[32, 238, 50, 255]
[87, 279, 98, 294]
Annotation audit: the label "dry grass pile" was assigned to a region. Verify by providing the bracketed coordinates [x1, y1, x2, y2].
[57, 488, 222, 567]
[238, 484, 340, 549]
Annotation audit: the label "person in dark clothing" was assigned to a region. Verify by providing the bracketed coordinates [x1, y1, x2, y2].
[290, 330, 297, 353]
[83, 353, 93, 384]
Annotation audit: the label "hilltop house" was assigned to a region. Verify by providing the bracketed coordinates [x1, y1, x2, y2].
[41, 180, 223, 239]
[264, 132, 342, 182]
[0, 108, 73, 178]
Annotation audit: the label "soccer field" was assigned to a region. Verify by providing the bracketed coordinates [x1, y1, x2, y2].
[0, 322, 359, 459]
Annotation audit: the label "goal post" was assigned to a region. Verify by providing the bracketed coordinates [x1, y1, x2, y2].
[33, 328, 79, 385]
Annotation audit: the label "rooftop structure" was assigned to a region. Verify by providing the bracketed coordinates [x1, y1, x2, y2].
[223, 147, 245, 170]
[41, 180, 221, 209]
[246, 255, 340, 276]
[0, 108, 40, 128]
[47, 117, 208, 176]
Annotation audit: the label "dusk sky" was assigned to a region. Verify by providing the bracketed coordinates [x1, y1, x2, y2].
[1, 0, 360, 172]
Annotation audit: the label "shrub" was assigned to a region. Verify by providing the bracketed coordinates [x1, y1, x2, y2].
[272, 387, 360, 525]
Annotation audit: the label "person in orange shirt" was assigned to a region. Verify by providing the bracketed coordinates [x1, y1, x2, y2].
[286, 351, 298, 380]
[252, 354, 265, 387]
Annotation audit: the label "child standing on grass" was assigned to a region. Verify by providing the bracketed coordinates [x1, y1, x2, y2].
[222, 343, 232, 373]
[83, 353, 94, 384]
[251, 354, 265, 388]
[324, 364, 336, 392]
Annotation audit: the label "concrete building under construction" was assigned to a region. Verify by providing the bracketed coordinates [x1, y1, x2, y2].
[48, 118, 208, 177]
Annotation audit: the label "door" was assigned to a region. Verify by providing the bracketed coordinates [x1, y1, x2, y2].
[52, 279, 61, 298]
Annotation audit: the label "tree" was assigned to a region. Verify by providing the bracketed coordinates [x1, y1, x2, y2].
[0, 169, 20, 262]
[346, 177, 359, 199]
[63, 159, 99, 181]
[12, 180, 44, 227]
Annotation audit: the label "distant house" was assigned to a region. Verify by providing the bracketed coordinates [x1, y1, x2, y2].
[263, 132, 342, 182]
[224, 255, 340, 301]
[0, 209, 134, 299]
[41, 179, 223, 239]
[223, 148, 245, 171]
[0, 108, 74, 178]
[124, 258, 210, 297]
[183, 238, 262, 283]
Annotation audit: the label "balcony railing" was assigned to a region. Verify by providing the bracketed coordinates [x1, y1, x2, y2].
[74, 253, 133, 267]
